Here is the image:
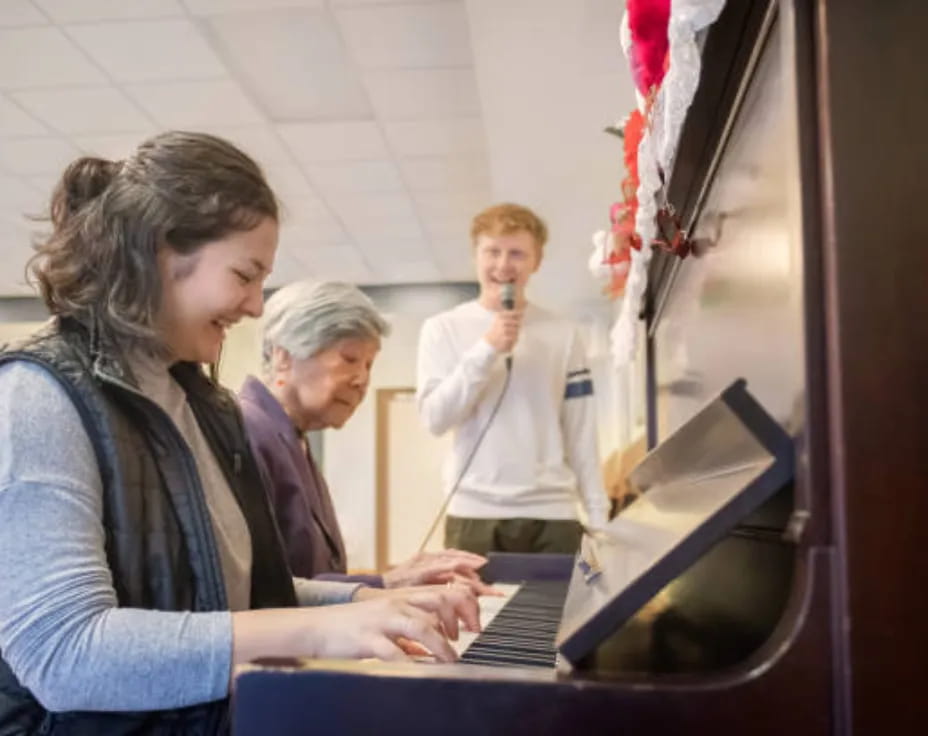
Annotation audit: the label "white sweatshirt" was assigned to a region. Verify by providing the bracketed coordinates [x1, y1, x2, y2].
[416, 300, 608, 528]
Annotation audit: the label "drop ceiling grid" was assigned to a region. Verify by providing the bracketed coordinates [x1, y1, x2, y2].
[0, 0, 493, 291]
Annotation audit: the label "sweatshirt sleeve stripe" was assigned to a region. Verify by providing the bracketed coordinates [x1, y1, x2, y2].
[564, 378, 593, 399]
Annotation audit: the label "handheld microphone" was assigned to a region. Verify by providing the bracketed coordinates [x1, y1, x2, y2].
[501, 282, 516, 311]
[501, 282, 516, 370]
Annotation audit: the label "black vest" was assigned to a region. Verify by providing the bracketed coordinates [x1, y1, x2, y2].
[0, 319, 297, 735]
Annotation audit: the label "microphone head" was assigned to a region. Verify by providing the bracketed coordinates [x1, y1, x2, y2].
[501, 282, 516, 310]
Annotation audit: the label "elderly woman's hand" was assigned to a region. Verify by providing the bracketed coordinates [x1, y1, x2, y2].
[353, 582, 480, 641]
[380, 550, 501, 595]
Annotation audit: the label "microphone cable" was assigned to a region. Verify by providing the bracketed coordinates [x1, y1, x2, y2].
[416, 354, 513, 554]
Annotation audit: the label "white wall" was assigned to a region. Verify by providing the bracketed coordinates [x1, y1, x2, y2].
[218, 317, 262, 392]
[0, 321, 46, 345]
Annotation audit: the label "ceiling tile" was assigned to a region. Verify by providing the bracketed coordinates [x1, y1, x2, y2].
[13, 87, 153, 135]
[336, 2, 471, 69]
[25, 174, 60, 205]
[305, 160, 404, 196]
[202, 9, 371, 122]
[364, 68, 480, 120]
[288, 217, 350, 245]
[366, 258, 442, 284]
[0, 1, 47, 26]
[331, 0, 450, 5]
[0, 174, 46, 220]
[324, 191, 416, 221]
[430, 238, 474, 276]
[278, 225, 350, 260]
[261, 162, 340, 231]
[356, 234, 428, 263]
[299, 243, 372, 283]
[35, 0, 186, 23]
[401, 156, 490, 192]
[277, 121, 387, 163]
[67, 19, 227, 82]
[0, 94, 47, 137]
[0, 27, 106, 89]
[411, 189, 488, 220]
[0, 137, 79, 176]
[207, 126, 294, 170]
[420, 215, 471, 241]
[383, 117, 486, 157]
[73, 132, 150, 160]
[125, 80, 264, 127]
[341, 215, 424, 243]
[183, 0, 325, 13]
[265, 249, 311, 288]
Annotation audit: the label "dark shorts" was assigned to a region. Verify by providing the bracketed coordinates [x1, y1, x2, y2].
[444, 516, 583, 556]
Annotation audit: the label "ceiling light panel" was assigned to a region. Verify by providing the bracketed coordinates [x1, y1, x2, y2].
[0, 27, 106, 89]
[336, 1, 471, 69]
[203, 9, 372, 122]
[12, 87, 153, 135]
[67, 19, 227, 82]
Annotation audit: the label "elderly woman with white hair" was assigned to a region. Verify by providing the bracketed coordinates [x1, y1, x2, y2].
[239, 280, 489, 590]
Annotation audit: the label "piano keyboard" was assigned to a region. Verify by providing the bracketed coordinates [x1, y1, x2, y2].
[451, 580, 570, 669]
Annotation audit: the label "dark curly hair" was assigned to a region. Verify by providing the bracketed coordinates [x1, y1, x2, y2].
[29, 130, 278, 354]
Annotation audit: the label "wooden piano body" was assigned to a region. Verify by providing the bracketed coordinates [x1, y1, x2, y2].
[233, 0, 927, 732]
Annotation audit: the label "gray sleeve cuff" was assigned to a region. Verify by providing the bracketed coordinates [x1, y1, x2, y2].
[292, 577, 364, 606]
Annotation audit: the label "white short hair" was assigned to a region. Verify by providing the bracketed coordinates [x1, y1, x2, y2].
[260, 280, 390, 374]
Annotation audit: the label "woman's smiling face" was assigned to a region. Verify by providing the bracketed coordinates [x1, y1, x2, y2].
[156, 217, 278, 363]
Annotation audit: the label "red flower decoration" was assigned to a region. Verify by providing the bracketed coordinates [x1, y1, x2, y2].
[627, 0, 671, 96]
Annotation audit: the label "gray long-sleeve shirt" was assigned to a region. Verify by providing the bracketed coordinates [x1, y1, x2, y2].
[0, 360, 359, 713]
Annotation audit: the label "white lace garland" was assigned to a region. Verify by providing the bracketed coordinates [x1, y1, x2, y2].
[599, 0, 726, 368]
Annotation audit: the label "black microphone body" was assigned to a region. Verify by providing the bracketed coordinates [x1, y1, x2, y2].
[501, 282, 516, 370]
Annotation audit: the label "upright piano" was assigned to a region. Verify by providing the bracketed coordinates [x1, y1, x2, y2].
[233, 1, 928, 732]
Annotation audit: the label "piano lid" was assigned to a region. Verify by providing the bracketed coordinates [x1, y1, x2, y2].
[556, 378, 794, 665]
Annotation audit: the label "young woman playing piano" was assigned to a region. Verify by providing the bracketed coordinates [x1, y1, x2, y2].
[0, 131, 477, 734]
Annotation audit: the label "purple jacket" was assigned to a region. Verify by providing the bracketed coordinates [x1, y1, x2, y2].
[238, 376, 383, 587]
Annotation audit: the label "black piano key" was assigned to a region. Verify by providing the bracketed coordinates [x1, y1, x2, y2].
[458, 579, 569, 669]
